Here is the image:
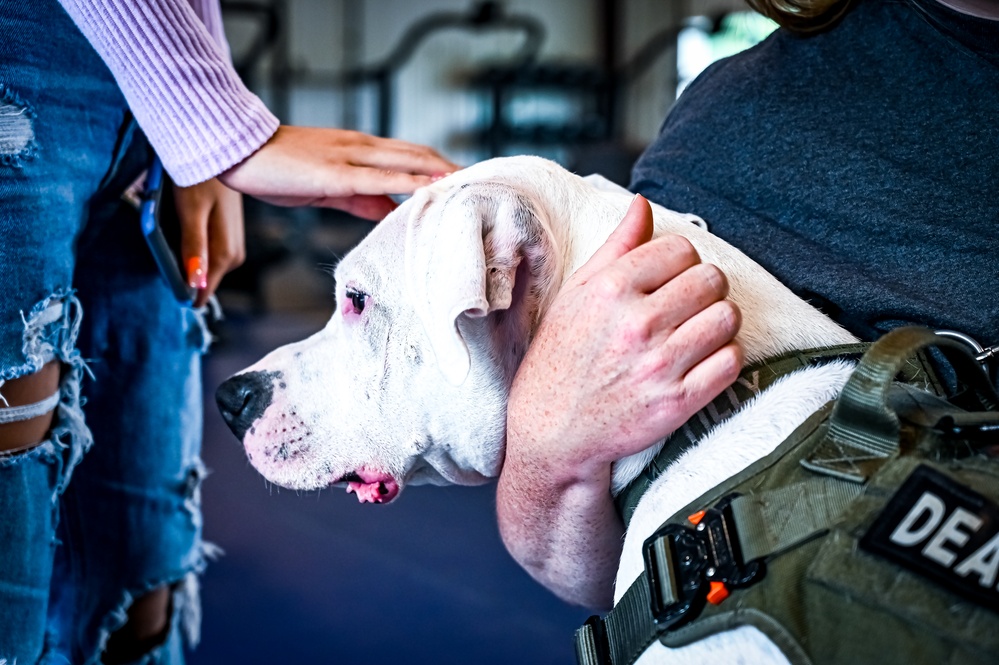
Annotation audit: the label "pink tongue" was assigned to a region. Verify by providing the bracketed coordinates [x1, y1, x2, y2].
[345, 471, 399, 504]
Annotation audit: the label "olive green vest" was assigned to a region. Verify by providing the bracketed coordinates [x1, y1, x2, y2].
[577, 327, 999, 665]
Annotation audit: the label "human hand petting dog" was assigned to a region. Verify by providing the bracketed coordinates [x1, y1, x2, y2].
[497, 195, 743, 609]
[181, 126, 456, 306]
[174, 177, 245, 308]
[219, 125, 459, 220]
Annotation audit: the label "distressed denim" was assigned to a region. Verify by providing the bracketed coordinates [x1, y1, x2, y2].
[0, 1, 210, 663]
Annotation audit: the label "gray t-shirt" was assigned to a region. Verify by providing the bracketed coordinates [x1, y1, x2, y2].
[631, 0, 998, 346]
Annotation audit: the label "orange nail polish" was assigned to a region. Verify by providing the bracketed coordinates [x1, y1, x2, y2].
[187, 257, 207, 289]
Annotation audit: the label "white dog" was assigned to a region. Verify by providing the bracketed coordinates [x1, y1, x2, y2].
[217, 156, 859, 664]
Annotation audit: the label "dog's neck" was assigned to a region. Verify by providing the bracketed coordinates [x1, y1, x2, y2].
[521, 175, 860, 365]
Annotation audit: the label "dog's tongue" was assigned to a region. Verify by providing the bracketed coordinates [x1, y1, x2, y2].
[345, 469, 399, 504]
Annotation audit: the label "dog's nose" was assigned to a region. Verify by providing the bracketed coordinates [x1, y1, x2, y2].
[215, 371, 278, 441]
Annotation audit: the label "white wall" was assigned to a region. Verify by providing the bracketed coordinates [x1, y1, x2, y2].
[223, 0, 751, 166]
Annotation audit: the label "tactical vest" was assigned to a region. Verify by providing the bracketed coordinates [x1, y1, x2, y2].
[576, 327, 999, 665]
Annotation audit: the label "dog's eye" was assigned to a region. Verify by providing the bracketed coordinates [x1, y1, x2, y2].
[346, 289, 367, 314]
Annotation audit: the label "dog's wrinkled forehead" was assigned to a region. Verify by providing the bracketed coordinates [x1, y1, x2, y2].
[334, 251, 383, 297]
[332, 182, 460, 280]
[334, 180, 519, 296]
[333, 214, 410, 300]
[333, 176, 540, 388]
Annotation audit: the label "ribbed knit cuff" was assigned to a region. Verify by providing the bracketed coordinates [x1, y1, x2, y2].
[59, 0, 280, 186]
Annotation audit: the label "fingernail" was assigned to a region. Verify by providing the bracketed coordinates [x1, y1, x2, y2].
[187, 257, 207, 290]
[431, 172, 453, 182]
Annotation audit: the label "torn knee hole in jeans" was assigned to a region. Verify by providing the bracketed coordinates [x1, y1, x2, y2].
[98, 562, 221, 663]
[0, 293, 93, 480]
[0, 84, 37, 166]
[94, 463, 221, 659]
[102, 586, 174, 665]
[0, 384, 60, 456]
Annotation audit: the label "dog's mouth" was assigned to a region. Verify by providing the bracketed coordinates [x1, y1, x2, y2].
[337, 469, 400, 504]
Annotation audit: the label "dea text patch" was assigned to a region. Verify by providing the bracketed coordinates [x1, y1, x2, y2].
[861, 464, 999, 611]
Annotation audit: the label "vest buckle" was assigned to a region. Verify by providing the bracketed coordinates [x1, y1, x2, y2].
[642, 494, 765, 629]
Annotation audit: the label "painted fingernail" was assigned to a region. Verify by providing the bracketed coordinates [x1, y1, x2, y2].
[187, 257, 207, 290]
[430, 172, 453, 182]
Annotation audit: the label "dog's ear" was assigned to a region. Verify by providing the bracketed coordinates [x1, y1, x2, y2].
[405, 185, 539, 386]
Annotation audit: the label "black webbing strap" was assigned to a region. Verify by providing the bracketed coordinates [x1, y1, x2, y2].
[615, 343, 872, 526]
[576, 577, 656, 665]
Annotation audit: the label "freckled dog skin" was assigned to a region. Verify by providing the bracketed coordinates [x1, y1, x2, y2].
[216, 156, 868, 662]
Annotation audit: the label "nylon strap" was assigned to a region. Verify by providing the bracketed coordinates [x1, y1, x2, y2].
[729, 479, 862, 562]
[803, 327, 999, 482]
[578, 478, 862, 665]
[582, 328, 997, 665]
[616, 343, 871, 526]
[576, 571, 659, 665]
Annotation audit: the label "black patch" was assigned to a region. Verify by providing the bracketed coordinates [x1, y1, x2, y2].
[861, 464, 999, 611]
[215, 370, 283, 441]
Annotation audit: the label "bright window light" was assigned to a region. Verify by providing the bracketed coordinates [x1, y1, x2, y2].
[676, 12, 778, 98]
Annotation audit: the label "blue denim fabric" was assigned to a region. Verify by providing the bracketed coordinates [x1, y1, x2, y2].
[0, 2, 208, 663]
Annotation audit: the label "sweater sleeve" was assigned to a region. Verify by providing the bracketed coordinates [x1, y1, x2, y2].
[58, 0, 280, 186]
[188, 0, 231, 61]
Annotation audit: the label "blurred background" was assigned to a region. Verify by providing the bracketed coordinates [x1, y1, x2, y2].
[191, 1, 776, 663]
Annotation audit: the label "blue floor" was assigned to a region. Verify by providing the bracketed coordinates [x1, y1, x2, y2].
[189, 312, 591, 664]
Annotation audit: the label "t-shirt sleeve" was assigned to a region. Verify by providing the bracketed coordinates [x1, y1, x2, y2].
[58, 0, 280, 186]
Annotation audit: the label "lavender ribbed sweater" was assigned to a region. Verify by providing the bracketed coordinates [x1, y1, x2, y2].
[59, 0, 280, 186]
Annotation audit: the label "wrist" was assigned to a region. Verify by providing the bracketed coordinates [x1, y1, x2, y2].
[505, 417, 613, 490]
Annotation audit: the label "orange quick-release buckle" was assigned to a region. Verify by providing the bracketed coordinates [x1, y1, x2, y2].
[642, 494, 765, 629]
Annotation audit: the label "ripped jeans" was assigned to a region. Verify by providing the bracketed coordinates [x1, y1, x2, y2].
[1, 2, 210, 663]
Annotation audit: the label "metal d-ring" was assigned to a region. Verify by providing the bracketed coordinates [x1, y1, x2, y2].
[935, 329, 997, 375]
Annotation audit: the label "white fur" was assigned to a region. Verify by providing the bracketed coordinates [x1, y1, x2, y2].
[621, 362, 854, 665]
[232, 156, 860, 663]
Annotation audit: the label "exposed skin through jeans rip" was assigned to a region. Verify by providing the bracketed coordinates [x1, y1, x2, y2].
[0, 83, 37, 166]
[0, 294, 93, 663]
[96, 540, 223, 664]
[93, 456, 220, 664]
[0, 294, 93, 481]
[1, 299, 217, 662]
[90, 307, 216, 663]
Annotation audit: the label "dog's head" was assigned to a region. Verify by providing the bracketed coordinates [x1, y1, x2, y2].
[217, 158, 568, 503]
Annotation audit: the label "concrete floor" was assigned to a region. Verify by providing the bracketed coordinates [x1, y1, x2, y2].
[188, 310, 591, 664]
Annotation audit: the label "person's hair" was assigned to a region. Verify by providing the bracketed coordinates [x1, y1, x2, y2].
[745, 0, 857, 33]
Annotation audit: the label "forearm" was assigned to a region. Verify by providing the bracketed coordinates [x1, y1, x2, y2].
[58, 0, 278, 186]
[495, 196, 742, 610]
[497, 451, 623, 610]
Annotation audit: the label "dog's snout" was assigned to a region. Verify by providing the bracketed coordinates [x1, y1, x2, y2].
[215, 371, 279, 441]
